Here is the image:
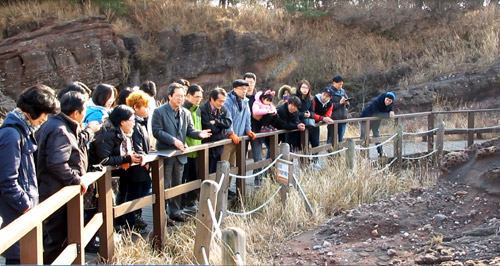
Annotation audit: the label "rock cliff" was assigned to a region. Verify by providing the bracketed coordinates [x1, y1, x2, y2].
[0, 16, 127, 112]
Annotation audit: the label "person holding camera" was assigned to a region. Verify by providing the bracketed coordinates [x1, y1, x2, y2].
[326, 75, 350, 143]
[288, 80, 315, 151]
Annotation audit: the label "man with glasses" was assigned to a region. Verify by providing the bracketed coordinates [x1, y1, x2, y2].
[152, 83, 211, 224]
[181, 84, 204, 211]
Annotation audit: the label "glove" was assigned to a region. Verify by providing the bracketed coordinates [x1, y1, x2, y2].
[228, 132, 240, 145]
[247, 131, 256, 141]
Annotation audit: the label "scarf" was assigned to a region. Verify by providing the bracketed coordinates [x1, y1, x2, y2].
[12, 109, 36, 133]
[231, 91, 243, 111]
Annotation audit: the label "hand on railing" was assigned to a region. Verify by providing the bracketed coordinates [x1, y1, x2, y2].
[228, 132, 240, 144]
[80, 182, 87, 194]
[298, 123, 306, 131]
[246, 131, 256, 141]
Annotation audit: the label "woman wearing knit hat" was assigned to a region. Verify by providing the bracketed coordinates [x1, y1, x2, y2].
[360, 92, 396, 157]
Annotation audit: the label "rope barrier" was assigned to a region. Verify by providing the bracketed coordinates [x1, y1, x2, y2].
[290, 147, 348, 159]
[229, 154, 283, 179]
[207, 198, 222, 241]
[446, 124, 500, 131]
[356, 133, 398, 151]
[293, 174, 314, 214]
[235, 252, 244, 266]
[375, 157, 398, 173]
[402, 128, 438, 136]
[216, 173, 225, 193]
[201, 246, 209, 265]
[401, 149, 437, 160]
[227, 186, 282, 216]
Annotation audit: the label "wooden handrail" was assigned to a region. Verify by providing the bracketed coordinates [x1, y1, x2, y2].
[0, 185, 81, 253]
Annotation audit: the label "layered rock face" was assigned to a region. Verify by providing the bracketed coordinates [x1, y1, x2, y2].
[0, 16, 127, 112]
[125, 28, 280, 100]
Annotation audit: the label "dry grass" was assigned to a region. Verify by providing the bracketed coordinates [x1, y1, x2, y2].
[2, 1, 499, 92]
[111, 153, 437, 265]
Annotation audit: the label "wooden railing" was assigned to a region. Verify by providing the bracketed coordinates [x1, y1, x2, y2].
[1, 108, 500, 264]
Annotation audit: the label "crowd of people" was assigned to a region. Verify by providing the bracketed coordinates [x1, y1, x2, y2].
[0, 72, 396, 264]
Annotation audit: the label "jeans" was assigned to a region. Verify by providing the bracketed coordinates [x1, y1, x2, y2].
[327, 123, 347, 144]
[124, 179, 152, 227]
[360, 120, 383, 154]
[309, 127, 320, 148]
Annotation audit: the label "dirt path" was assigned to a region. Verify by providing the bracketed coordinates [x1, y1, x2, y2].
[274, 138, 500, 265]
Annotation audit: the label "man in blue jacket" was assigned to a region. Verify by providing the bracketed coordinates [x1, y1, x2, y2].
[360, 91, 396, 156]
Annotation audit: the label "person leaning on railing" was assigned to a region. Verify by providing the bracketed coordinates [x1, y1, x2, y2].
[360, 91, 396, 157]
[0, 84, 59, 265]
[36, 91, 101, 263]
[273, 96, 306, 145]
[200, 87, 232, 174]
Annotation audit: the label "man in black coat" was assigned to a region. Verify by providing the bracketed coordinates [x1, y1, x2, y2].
[200, 87, 232, 174]
[274, 96, 306, 145]
[36, 91, 99, 263]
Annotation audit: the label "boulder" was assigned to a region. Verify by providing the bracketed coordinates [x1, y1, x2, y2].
[0, 16, 127, 112]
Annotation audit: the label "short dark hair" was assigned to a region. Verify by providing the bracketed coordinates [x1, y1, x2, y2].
[92, 84, 116, 107]
[60, 91, 88, 116]
[167, 83, 185, 97]
[243, 72, 256, 81]
[17, 84, 59, 119]
[287, 96, 301, 108]
[176, 79, 190, 87]
[108, 105, 134, 128]
[210, 87, 227, 101]
[187, 84, 203, 96]
[140, 80, 157, 97]
[332, 75, 344, 83]
[57, 81, 91, 99]
[260, 94, 273, 102]
[116, 87, 133, 105]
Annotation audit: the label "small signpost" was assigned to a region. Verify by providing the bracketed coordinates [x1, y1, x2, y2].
[276, 158, 293, 207]
[276, 159, 293, 184]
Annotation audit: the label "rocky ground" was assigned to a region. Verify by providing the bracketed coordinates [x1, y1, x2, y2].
[274, 138, 500, 265]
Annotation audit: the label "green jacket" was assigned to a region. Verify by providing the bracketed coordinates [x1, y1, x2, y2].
[183, 101, 202, 158]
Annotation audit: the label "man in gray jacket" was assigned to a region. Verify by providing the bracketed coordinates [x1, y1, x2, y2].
[152, 83, 211, 223]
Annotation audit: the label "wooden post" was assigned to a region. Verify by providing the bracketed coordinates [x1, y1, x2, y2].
[236, 139, 246, 199]
[269, 134, 279, 159]
[215, 161, 230, 223]
[67, 192, 84, 265]
[346, 139, 355, 170]
[279, 143, 293, 188]
[222, 227, 246, 265]
[194, 180, 219, 265]
[467, 112, 474, 147]
[362, 119, 370, 158]
[198, 147, 209, 181]
[20, 224, 43, 264]
[299, 128, 309, 165]
[396, 124, 403, 170]
[151, 158, 165, 250]
[332, 122, 339, 150]
[98, 168, 114, 259]
[436, 121, 445, 165]
[427, 113, 435, 153]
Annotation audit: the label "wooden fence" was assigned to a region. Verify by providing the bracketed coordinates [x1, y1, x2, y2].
[1, 108, 500, 264]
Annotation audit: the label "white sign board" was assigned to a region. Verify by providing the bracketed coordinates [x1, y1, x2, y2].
[276, 159, 293, 184]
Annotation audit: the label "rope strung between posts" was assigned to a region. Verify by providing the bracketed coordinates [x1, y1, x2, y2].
[293, 174, 314, 214]
[374, 157, 398, 173]
[401, 149, 437, 160]
[201, 246, 209, 265]
[215, 173, 225, 193]
[356, 133, 398, 151]
[229, 154, 283, 179]
[206, 198, 222, 241]
[402, 128, 438, 136]
[290, 147, 348, 158]
[227, 186, 282, 216]
[446, 124, 500, 131]
[235, 253, 244, 266]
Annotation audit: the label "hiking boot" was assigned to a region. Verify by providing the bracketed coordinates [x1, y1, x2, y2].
[135, 213, 148, 230]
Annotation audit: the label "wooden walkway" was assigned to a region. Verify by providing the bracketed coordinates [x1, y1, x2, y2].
[0, 139, 489, 265]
